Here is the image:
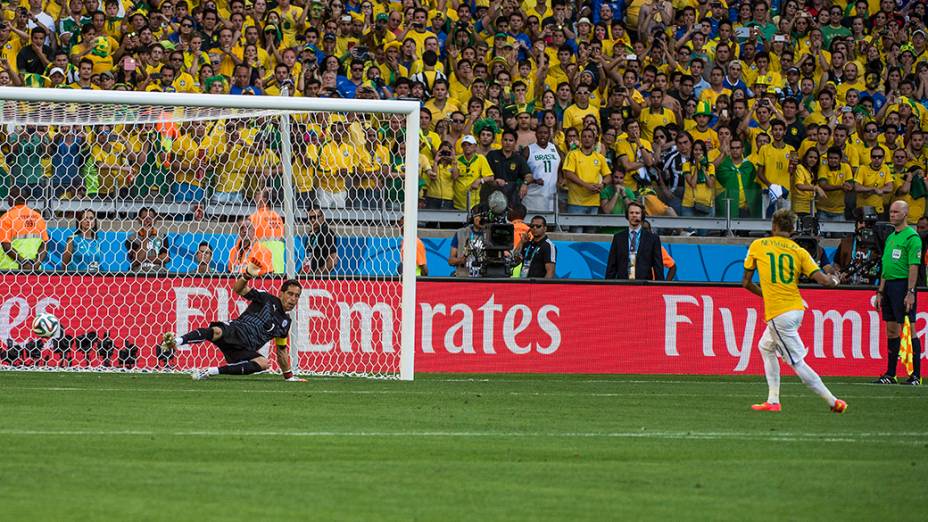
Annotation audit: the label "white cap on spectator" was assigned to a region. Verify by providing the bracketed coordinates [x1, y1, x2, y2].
[461, 135, 477, 145]
[577, 17, 591, 26]
[49, 67, 65, 77]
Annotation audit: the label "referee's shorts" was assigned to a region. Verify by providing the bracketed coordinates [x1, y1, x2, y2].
[881, 279, 917, 324]
[758, 310, 807, 366]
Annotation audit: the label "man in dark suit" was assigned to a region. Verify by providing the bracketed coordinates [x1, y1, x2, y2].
[605, 202, 665, 280]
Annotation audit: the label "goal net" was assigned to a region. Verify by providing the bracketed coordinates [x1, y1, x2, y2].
[0, 88, 419, 380]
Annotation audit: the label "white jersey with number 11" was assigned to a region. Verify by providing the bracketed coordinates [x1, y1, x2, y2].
[523, 142, 561, 212]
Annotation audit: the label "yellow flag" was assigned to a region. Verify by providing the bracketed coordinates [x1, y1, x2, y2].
[900, 317, 914, 376]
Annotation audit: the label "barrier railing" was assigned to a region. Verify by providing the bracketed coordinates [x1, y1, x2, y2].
[3, 199, 855, 235]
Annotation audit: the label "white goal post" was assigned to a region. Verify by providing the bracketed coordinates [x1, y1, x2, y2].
[0, 87, 419, 380]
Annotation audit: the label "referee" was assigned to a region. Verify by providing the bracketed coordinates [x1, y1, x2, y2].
[875, 201, 923, 385]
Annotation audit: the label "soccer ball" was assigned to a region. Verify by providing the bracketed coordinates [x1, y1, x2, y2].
[32, 312, 61, 338]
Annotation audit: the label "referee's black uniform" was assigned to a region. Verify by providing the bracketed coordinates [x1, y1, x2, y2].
[211, 289, 293, 363]
[877, 225, 923, 384]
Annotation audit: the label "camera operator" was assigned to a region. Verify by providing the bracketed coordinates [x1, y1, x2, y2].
[792, 215, 837, 277]
[874, 200, 923, 385]
[834, 207, 882, 285]
[448, 204, 487, 278]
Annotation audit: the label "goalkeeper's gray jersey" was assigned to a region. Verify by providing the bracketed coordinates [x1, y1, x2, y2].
[230, 289, 293, 348]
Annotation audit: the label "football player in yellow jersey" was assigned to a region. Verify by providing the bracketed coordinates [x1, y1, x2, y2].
[742, 209, 847, 414]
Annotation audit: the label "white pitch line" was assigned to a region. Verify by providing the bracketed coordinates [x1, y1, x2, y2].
[0, 429, 923, 444]
[0, 372, 911, 386]
[0, 386, 923, 400]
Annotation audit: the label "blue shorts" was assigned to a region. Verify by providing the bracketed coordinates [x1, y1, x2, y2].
[881, 279, 917, 324]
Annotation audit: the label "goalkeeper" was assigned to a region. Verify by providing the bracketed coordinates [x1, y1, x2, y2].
[161, 263, 305, 381]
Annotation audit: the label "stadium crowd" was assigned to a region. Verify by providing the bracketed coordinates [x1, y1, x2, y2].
[0, 0, 927, 228]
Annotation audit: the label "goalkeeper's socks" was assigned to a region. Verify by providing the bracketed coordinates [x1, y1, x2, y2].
[218, 360, 263, 375]
[179, 328, 214, 346]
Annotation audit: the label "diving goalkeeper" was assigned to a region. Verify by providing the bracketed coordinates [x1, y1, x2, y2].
[161, 263, 305, 381]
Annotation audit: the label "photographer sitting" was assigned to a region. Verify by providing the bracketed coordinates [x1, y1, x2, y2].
[834, 207, 882, 285]
[792, 215, 837, 279]
[448, 204, 487, 278]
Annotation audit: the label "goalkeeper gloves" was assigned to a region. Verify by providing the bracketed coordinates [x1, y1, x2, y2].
[283, 371, 306, 382]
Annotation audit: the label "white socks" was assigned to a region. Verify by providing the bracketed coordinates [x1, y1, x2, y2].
[207, 367, 220, 376]
[762, 349, 781, 404]
[791, 360, 837, 407]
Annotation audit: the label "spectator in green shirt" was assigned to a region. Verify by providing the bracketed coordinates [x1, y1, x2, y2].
[8, 125, 50, 200]
[600, 164, 637, 235]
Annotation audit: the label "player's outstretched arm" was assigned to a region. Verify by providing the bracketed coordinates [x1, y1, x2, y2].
[810, 270, 839, 288]
[232, 261, 262, 297]
[742, 268, 763, 297]
[275, 339, 305, 382]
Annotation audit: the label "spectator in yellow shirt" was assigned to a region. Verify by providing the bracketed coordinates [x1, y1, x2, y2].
[562, 84, 599, 132]
[816, 146, 855, 221]
[317, 118, 356, 209]
[450, 134, 493, 211]
[854, 147, 893, 214]
[563, 127, 610, 233]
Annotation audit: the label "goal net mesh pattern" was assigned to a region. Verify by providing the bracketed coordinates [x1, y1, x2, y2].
[0, 97, 412, 379]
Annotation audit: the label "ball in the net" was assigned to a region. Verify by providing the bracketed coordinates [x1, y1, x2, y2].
[32, 312, 61, 338]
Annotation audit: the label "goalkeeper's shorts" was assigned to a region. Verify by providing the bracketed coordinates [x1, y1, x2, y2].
[210, 321, 262, 363]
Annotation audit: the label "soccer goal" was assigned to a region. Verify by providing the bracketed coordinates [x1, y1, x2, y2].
[0, 87, 419, 380]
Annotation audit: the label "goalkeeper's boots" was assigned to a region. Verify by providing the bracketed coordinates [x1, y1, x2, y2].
[191, 369, 210, 381]
[751, 402, 782, 412]
[831, 399, 848, 414]
[873, 375, 897, 384]
[161, 332, 177, 353]
[904, 376, 922, 386]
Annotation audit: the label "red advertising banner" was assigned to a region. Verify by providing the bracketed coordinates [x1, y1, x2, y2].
[0, 275, 922, 376]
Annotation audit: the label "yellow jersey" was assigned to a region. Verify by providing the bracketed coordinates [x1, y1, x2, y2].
[791, 164, 815, 214]
[816, 163, 853, 214]
[689, 127, 720, 150]
[452, 153, 493, 211]
[563, 149, 609, 207]
[317, 141, 357, 192]
[271, 5, 304, 48]
[756, 143, 795, 189]
[356, 143, 391, 190]
[614, 139, 653, 189]
[562, 103, 599, 132]
[894, 171, 927, 225]
[292, 143, 319, 193]
[855, 164, 892, 212]
[744, 235, 821, 321]
[425, 162, 455, 201]
[639, 107, 676, 141]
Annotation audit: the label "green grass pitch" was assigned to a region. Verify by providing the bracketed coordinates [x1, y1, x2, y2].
[0, 372, 924, 521]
